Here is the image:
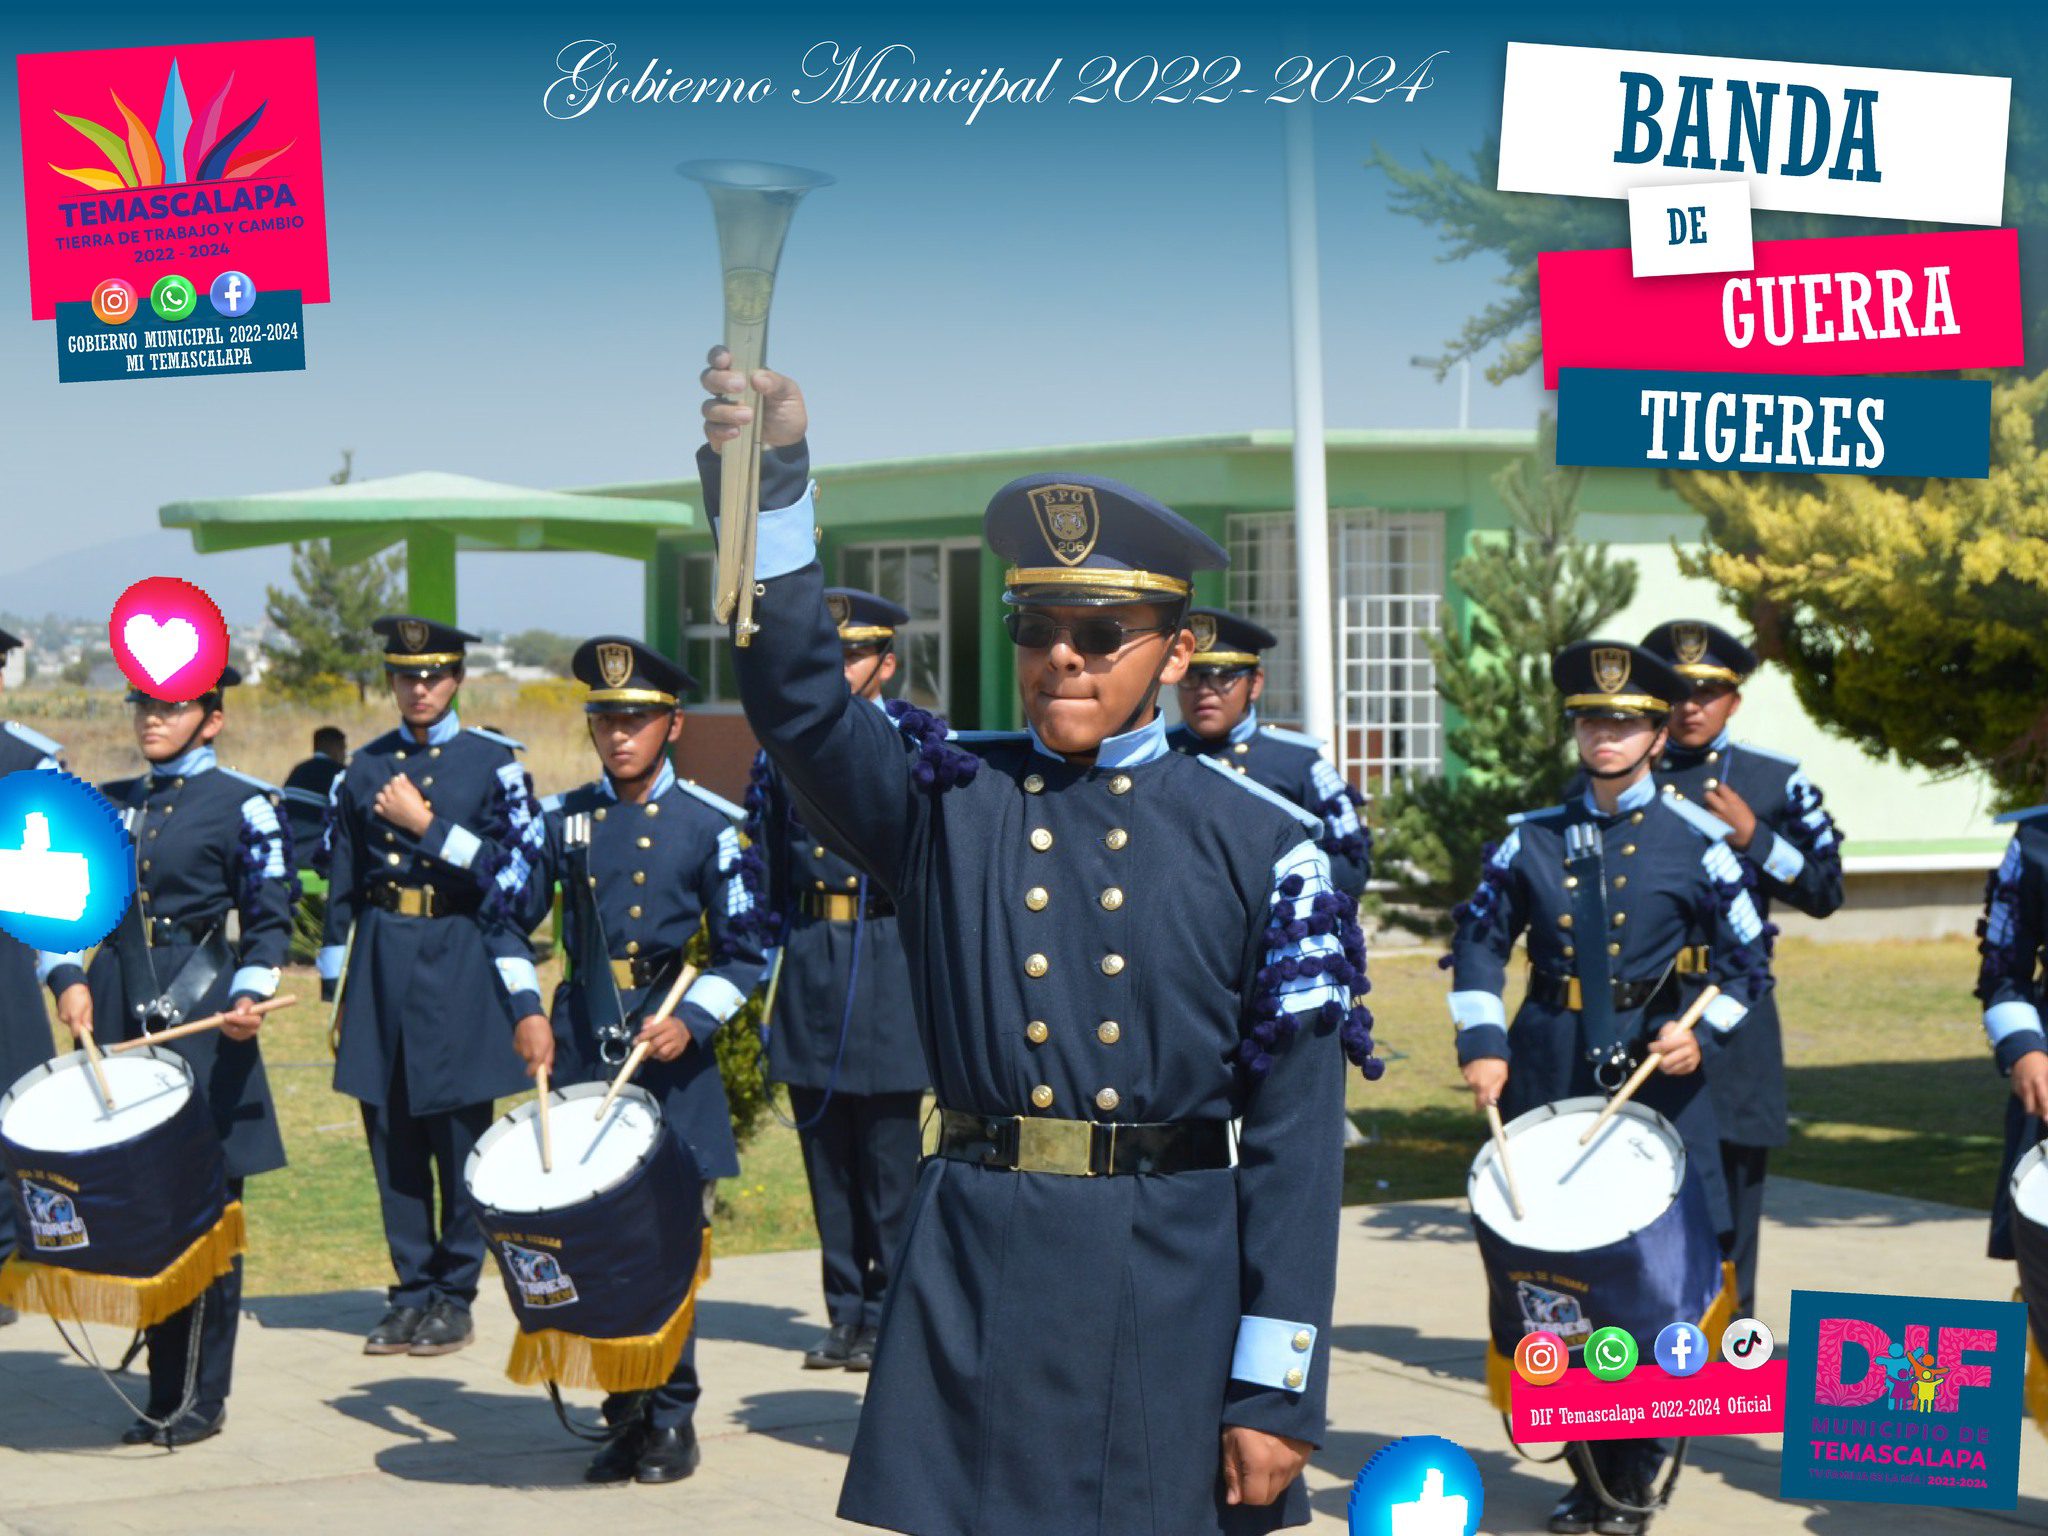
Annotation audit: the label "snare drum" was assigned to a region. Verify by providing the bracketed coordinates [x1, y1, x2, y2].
[1470, 1096, 1732, 1411]
[2006, 1141, 2048, 1439]
[466, 1080, 708, 1394]
[0, 1046, 242, 1329]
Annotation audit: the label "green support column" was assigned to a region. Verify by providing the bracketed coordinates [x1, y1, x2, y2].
[405, 530, 459, 624]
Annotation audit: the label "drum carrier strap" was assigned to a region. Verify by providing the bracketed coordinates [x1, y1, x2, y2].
[110, 786, 232, 1030]
[1564, 821, 1626, 1080]
[564, 811, 633, 1066]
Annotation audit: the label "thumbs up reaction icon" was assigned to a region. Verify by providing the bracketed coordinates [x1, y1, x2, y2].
[0, 812, 91, 922]
[1390, 1468, 1470, 1536]
[0, 771, 134, 953]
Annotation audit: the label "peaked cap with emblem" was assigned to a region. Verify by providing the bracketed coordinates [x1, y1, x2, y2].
[824, 587, 910, 646]
[984, 472, 1227, 607]
[1185, 607, 1278, 669]
[1639, 619, 1758, 688]
[1551, 639, 1686, 720]
[373, 614, 479, 672]
[127, 663, 243, 707]
[571, 635, 696, 712]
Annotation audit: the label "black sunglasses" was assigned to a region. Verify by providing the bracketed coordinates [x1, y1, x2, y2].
[1177, 665, 1255, 691]
[1003, 611, 1174, 657]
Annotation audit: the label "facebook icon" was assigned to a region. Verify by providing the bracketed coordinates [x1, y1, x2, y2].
[208, 271, 257, 317]
[1654, 1321, 1709, 1379]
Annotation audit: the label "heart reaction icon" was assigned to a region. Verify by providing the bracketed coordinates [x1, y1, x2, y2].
[108, 577, 229, 702]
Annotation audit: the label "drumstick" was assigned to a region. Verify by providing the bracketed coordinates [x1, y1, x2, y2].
[535, 1063, 554, 1173]
[78, 1031, 116, 1112]
[1485, 1102, 1525, 1221]
[108, 996, 298, 1053]
[594, 962, 700, 1121]
[1579, 984, 1723, 1146]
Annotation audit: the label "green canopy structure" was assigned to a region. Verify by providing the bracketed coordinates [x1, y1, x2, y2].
[158, 471, 698, 623]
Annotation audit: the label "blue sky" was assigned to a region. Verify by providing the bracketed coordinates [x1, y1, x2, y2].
[1, 2, 2032, 629]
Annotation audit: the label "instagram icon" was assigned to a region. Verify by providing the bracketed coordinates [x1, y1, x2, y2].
[1513, 1330, 1568, 1387]
[90, 278, 136, 325]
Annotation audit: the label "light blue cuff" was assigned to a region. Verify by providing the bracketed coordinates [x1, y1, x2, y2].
[228, 966, 280, 1000]
[36, 951, 85, 983]
[1449, 991, 1507, 1030]
[685, 974, 748, 1025]
[495, 957, 541, 1000]
[438, 822, 482, 870]
[753, 485, 819, 580]
[317, 945, 347, 981]
[1987, 999, 2046, 1045]
[1230, 1315, 1317, 1393]
[1761, 835, 1807, 884]
[1702, 993, 1749, 1033]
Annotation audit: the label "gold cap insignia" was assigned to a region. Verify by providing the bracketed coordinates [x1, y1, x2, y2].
[596, 642, 635, 689]
[396, 620, 429, 653]
[1592, 647, 1632, 694]
[1190, 614, 1218, 651]
[826, 594, 852, 627]
[1027, 484, 1101, 568]
[1672, 623, 1709, 665]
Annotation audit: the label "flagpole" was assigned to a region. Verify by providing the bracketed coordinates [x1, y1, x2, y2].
[1283, 104, 1337, 752]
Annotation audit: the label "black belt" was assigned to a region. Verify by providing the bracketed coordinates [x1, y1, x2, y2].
[608, 950, 682, 990]
[798, 889, 896, 921]
[140, 913, 219, 945]
[369, 882, 479, 919]
[932, 1106, 1231, 1178]
[1528, 970, 1675, 1012]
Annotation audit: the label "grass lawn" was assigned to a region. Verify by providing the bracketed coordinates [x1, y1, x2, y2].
[33, 936, 2004, 1296]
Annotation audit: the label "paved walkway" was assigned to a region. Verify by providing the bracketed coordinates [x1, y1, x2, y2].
[3, 1178, 2045, 1534]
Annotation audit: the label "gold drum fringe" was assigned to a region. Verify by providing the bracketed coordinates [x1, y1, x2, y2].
[0, 1201, 246, 1331]
[505, 1231, 714, 1395]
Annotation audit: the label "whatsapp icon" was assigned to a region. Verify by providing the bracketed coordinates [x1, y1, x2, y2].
[1584, 1326, 1639, 1382]
[150, 274, 198, 322]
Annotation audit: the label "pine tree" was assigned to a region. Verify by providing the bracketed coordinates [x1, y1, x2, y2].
[261, 451, 401, 702]
[1376, 414, 1636, 929]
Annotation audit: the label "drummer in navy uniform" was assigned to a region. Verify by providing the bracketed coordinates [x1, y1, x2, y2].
[317, 617, 547, 1358]
[1450, 640, 1772, 1536]
[697, 347, 1382, 1534]
[39, 665, 292, 1446]
[506, 635, 765, 1485]
[0, 626, 65, 1327]
[1168, 607, 1371, 898]
[1975, 800, 2048, 1339]
[745, 587, 930, 1373]
[1640, 620, 1844, 1319]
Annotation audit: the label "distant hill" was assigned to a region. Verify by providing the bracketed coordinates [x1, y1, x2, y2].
[0, 530, 645, 636]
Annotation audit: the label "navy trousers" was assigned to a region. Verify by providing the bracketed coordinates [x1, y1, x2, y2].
[1720, 1142, 1770, 1317]
[144, 1178, 245, 1418]
[787, 1088, 922, 1331]
[359, 1056, 492, 1308]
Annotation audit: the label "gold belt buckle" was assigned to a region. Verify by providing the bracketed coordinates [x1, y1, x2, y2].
[1014, 1115, 1096, 1177]
[610, 958, 636, 988]
[825, 893, 858, 922]
[1675, 945, 1709, 976]
[1564, 975, 1583, 1012]
[396, 886, 427, 918]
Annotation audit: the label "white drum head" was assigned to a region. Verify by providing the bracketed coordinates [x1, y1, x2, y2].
[2012, 1142, 2048, 1227]
[0, 1048, 194, 1154]
[1469, 1097, 1686, 1252]
[466, 1081, 663, 1214]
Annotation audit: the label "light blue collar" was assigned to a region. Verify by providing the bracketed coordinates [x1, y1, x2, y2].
[1710, 726, 1733, 753]
[1581, 772, 1657, 818]
[152, 744, 216, 779]
[1028, 713, 1170, 769]
[1229, 708, 1260, 746]
[406, 710, 462, 747]
[601, 759, 676, 803]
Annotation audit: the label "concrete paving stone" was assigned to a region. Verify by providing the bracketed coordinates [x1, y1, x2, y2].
[5, 1177, 2048, 1533]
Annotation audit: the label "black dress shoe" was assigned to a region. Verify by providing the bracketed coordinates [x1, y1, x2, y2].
[845, 1325, 878, 1372]
[159, 1407, 226, 1447]
[408, 1299, 475, 1356]
[120, 1417, 162, 1446]
[635, 1424, 700, 1484]
[364, 1304, 426, 1355]
[585, 1420, 647, 1484]
[1547, 1481, 1601, 1534]
[803, 1322, 859, 1369]
[1593, 1507, 1651, 1536]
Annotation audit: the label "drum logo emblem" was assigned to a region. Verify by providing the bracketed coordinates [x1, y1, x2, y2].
[502, 1240, 578, 1308]
[21, 1179, 88, 1252]
[1592, 647, 1631, 695]
[1027, 485, 1101, 567]
[1516, 1280, 1588, 1343]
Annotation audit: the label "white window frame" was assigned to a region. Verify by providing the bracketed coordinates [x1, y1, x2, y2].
[837, 537, 983, 720]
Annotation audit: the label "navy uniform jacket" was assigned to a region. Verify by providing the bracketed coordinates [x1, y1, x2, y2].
[748, 739, 928, 1097]
[1656, 732, 1843, 1146]
[1, 721, 64, 1097]
[1449, 776, 1773, 1235]
[318, 714, 540, 1115]
[40, 746, 292, 1181]
[510, 764, 766, 1181]
[1169, 712, 1371, 897]
[1977, 808, 2048, 1261]
[723, 452, 1379, 1536]
[280, 754, 343, 869]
